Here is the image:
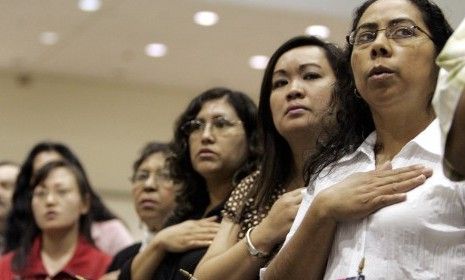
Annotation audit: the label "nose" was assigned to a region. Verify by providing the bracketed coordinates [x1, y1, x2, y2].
[286, 80, 305, 101]
[370, 30, 392, 59]
[200, 122, 215, 144]
[143, 175, 158, 192]
[45, 191, 58, 205]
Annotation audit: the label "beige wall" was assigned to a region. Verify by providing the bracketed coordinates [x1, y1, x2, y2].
[0, 71, 205, 239]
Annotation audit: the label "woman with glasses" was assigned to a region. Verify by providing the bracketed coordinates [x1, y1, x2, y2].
[119, 87, 261, 280]
[263, 0, 461, 279]
[194, 35, 344, 280]
[4, 141, 133, 257]
[103, 142, 180, 279]
[0, 160, 111, 279]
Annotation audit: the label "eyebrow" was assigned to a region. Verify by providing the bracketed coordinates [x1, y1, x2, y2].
[357, 17, 416, 30]
[273, 63, 322, 76]
[195, 114, 228, 121]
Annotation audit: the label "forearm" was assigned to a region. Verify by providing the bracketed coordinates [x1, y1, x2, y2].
[194, 237, 268, 280]
[445, 88, 465, 178]
[262, 206, 336, 280]
[131, 240, 166, 280]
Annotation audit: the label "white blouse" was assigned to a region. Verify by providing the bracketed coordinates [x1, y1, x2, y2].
[284, 120, 465, 280]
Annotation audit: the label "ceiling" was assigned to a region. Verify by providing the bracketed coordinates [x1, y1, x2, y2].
[0, 0, 463, 97]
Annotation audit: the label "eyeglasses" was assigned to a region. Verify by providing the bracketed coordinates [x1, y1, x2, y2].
[181, 117, 242, 136]
[347, 23, 432, 46]
[131, 169, 173, 185]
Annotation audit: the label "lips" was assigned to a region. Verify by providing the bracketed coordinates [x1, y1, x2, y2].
[197, 148, 216, 157]
[368, 65, 395, 79]
[285, 104, 309, 115]
[139, 199, 158, 209]
[44, 210, 58, 219]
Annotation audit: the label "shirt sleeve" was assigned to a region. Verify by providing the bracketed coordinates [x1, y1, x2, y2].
[92, 219, 134, 256]
[222, 171, 259, 223]
[433, 18, 465, 145]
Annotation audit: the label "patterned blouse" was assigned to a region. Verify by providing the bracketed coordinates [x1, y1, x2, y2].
[222, 171, 286, 240]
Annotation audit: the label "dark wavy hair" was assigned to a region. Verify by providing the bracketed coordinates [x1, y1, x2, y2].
[168, 87, 261, 224]
[4, 141, 117, 252]
[250, 35, 347, 209]
[12, 160, 93, 271]
[304, 0, 454, 185]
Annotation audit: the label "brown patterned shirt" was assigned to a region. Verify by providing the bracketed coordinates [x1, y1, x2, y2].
[222, 171, 286, 240]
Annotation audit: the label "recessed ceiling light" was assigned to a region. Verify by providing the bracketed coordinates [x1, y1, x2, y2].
[305, 25, 331, 39]
[249, 55, 269, 70]
[78, 0, 101, 12]
[39, 32, 59, 45]
[194, 11, 219, 26]
[145, 43, 167, 58]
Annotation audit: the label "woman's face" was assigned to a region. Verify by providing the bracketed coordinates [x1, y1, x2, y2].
[351, 0, 437, 114]
[132, 152, 178, 230]
[32, 167, 89, 234]
[188, 97, 248, 181]
[270, 46, 336, 141]
[33, 151, 63, 174]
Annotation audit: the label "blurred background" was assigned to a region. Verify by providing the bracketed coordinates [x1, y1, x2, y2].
[1, 0, 463, 238]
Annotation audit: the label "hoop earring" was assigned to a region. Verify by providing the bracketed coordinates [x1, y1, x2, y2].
[354, 88, 362, 99]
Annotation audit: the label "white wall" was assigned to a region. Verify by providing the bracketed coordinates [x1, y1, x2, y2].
[0, 71, 202, 239]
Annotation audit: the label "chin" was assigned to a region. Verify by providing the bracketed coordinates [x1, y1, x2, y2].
[194, 162, 221, 174]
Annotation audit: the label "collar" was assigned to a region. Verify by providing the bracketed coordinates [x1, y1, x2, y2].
[408, 119, 442, 157]
[337, 119, 441, 164]
[21, 234, 97, 279]
[337, 131, 377, 164]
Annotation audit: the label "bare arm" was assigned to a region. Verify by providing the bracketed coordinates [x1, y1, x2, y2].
[263, 163, 433, 279]
[444, 88, 465, 179]
[194, 218, 267, 280]
[131, 217, 220, 280]
[194, 188, 303, 280]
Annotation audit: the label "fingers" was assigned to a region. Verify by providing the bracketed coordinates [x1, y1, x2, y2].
[375, 161, 392, 171]
[375, 164, 431, 178]
[185, 240, 214, 250]
[382, 174, 426, 194]
[277, 188, 305, 205]
[287, 187, 306, 196]
[201, 216, 218, 222]
[369, 193, 407, 213]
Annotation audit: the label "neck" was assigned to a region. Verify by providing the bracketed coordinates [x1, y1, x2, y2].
[204, 176, 234, 215]
[41, 227, 79, 259]
[40, 225, 79, 276]
[147, 221, 163, 233]
[372, 108, 434, 165]
[286, 133, 317, 190]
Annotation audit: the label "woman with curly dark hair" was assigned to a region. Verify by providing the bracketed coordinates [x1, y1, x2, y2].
[265, 0, 458, 279]
[120, 87, 261, 280]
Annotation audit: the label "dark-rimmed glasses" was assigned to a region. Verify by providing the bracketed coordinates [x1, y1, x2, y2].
[347, 23, 432, 46]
